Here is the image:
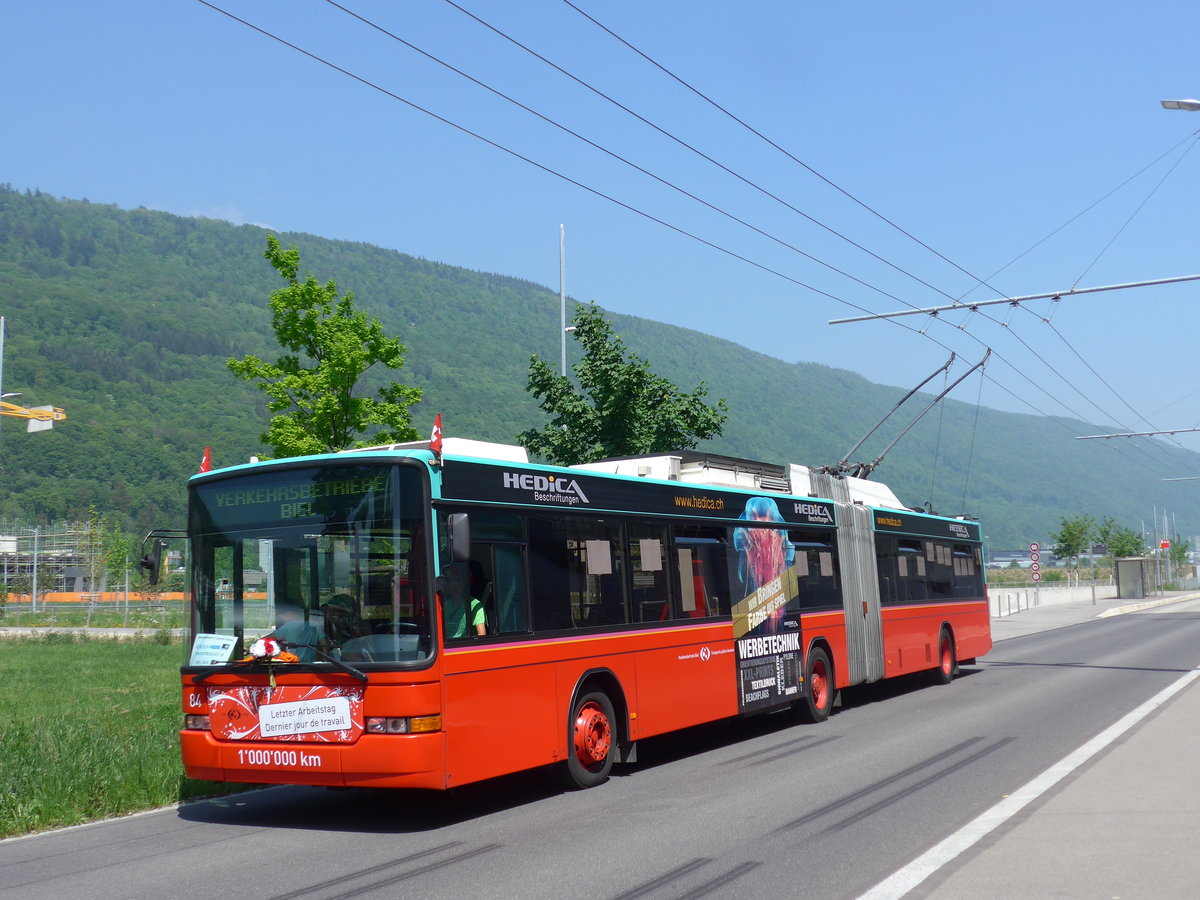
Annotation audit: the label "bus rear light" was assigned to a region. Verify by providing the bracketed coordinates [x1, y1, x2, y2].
[184, 715, 211, 731]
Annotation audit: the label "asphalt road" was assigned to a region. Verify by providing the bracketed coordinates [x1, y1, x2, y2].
[4, 598, 1200, 900]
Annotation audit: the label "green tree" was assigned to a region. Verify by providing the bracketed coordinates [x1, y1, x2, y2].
[227, 236, 422, 458]
[519, 303, 728, 465]
[1096, 516, 1144, 560]
[1169, 535, 1190, 569]
[81, 505, 109, 593]
[104, 528, 136, 589]
[1049, 513, 1095, 567]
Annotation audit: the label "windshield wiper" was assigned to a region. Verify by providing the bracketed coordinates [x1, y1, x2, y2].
[189, 642, 368, 684]
[307, 645, 368, 682]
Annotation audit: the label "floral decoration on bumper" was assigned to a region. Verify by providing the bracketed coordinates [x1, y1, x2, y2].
[245, 637, 299, 662]
[241, 637, 299, 686]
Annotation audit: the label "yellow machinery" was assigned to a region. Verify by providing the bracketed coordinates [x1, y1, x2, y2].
[0, 400, 67, 432]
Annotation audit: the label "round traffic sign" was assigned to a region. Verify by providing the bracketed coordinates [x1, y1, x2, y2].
[1030, 542, 1040, 552]
[1030, 551, 1040, 563]
[1032, 571, 1042, 581]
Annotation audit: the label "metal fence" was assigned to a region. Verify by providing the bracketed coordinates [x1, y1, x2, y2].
[0, 597, 184, 628]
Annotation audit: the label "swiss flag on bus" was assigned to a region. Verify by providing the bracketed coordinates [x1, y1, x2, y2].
[198, 446, 212, 473]
[430, 414, 443, 460]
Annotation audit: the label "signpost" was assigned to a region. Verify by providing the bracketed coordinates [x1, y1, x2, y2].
[1030, 542, 1041, 606]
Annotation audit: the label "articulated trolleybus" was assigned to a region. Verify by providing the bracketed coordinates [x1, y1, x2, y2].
[177, 437, 990, 790]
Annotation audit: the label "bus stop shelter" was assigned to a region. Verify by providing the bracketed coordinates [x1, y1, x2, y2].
[1116, 557, 1155, 600]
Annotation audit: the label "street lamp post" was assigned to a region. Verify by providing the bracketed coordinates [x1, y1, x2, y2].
[559, 225, 567, 377]
[1, 316, 6, 443]
[1161, 98, 1200, 111]
[559, 226, 579, 377]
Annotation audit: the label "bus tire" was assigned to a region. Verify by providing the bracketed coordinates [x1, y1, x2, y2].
[561, 690, 616, 789]
[800, 647, 834, 723]
[933, 629, 956, 685]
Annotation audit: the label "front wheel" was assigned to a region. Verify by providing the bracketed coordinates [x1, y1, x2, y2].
[799, 647, 834, 723]
[561, 690, 616, 789]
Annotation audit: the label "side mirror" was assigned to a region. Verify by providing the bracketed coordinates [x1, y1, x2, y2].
[448, 513, 470, 563]
[140, 538, 165, 585]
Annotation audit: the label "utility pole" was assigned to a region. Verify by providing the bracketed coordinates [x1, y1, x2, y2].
[559, 225, 567, 376]
[31, 526, 39, 613]
[1, 316, 6, 444]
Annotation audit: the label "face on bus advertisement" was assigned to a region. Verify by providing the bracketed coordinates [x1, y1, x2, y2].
[733, 497, 797, 635]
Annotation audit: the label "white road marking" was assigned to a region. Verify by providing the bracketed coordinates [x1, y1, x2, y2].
[858, 666, 1200, 899]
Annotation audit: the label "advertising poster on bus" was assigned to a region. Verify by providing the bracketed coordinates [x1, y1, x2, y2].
[730, 497, 803, 714]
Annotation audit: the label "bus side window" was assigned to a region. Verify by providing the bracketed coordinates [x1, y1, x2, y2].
[579, 530, 626, 628]
[461, 511, 529, 635]
[629, 523, 671, 623]
[789, 530, 841, 610]
[493, 544, 527, 633]
[952, 544, 982, 599]
[527, 516, 627, 631]
[528, 517, 574, 631]
[673, 526, 735, 619]
[900, 540, 927, 602]
[876, 536, 898, 604]
[926, 541, 952, 598]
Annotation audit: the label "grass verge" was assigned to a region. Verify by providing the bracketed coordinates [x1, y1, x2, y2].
[0, 633, 249, 839]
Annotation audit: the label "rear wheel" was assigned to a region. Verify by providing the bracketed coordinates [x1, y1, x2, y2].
[800, 647, 834, 723]
[933, 629, 956, 685]
[561, 690, 615, 789]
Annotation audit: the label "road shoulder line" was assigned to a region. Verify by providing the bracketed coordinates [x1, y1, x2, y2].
[857, 665, 1200, 899]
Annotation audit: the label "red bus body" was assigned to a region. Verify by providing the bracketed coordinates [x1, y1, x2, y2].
[179, 441, 991, 790]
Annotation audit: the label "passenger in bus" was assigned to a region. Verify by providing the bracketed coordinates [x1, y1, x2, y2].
[321, 593, 367, 652]
[440, 562, 487, 639]
[269, 602, 322, 663]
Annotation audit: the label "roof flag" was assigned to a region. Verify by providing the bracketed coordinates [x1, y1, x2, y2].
[198, 446, 212, 473]
[430, 413, 443, 462]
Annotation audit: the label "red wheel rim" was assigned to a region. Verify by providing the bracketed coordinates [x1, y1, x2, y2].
[573, 701, 611, 768]
[810, 659, 829, 709]
[940, 639, 953, 675]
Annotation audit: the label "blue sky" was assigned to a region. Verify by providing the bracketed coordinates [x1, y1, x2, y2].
[5, 0, 1200, 452]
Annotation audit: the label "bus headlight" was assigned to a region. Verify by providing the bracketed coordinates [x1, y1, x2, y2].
[366, 715, 442, 734]
[367, 717, 409, 734]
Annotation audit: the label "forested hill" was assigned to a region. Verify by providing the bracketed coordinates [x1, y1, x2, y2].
[0, 185, 1193, 548]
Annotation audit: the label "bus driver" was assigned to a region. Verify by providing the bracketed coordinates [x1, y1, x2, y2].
[440, 562, 487, 639]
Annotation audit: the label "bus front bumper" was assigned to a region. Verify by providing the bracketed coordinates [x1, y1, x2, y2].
[179, 729, 447, 789]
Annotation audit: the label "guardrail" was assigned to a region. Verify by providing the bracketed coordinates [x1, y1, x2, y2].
[990, 582, 1121, 617]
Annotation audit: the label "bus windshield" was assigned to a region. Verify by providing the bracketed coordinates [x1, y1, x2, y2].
[185, 460, 432, 668]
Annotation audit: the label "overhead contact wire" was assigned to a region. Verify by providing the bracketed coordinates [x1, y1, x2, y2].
[559, 0, 1017, 302]
[1072, 136, 1200, 287]
[326, 0, 936, 312]
[195, 0, 930, 325]
[441, 0, 962, 307]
